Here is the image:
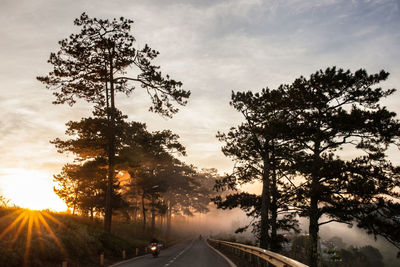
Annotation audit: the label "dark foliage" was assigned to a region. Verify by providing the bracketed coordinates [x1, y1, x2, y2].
[215, 67, 400, 267]
[38, 12, 190, 232]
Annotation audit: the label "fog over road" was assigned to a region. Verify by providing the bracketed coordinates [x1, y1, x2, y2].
[112, 238, 235, 267]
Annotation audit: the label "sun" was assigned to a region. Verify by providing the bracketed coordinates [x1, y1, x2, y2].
[0, 169, 68, 211]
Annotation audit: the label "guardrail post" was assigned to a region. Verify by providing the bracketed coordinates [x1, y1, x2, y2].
[100, 253, 104, 266]
[256, 254, 261, 267]
[122, 249, 126, 260]
[136, 248, 139, 256]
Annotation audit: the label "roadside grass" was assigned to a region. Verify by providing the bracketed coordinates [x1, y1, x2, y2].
[0, 207, 157, 267]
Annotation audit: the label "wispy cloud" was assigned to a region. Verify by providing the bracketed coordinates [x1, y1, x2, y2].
[0, 0, 399, 181]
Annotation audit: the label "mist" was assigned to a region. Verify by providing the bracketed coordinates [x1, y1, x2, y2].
[173, 205, 399, 266]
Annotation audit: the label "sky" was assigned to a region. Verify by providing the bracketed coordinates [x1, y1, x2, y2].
[0, 0, 400, 210]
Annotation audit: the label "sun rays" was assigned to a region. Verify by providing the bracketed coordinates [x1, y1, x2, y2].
[0, 209, 68, 266]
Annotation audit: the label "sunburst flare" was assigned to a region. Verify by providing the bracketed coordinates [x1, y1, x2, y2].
[0, 209, 69, 267]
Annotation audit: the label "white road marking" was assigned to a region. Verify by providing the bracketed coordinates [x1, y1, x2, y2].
[108, 254, 147, 267]
[163, 239, 195, 267]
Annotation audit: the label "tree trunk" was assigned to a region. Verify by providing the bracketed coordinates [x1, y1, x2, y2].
[90, 207, 94, 222]
[133, 200, 137, 224]
[260, 154, 271, 249]
[72, 188, 78, 215]
[104, 44, 116, 233]
[309, 142, 321, 267]
[142, 191, 146, 231]
[309, 196, 319, 267]
[166, 202, 172, 242]
[151, 195, 156, 232]
[270, 148, 278, 252]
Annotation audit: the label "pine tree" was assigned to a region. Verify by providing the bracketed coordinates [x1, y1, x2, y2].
[215, 89, 299, 250]
[283, 67, 400, 267]
[38, 13, 190, 232]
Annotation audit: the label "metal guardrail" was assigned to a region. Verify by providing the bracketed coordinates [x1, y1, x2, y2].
[208, 239, 308, 267]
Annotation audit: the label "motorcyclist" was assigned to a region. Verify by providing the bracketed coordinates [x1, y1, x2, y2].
[149, 238, 161, 257]
[150, 238, 159, 245]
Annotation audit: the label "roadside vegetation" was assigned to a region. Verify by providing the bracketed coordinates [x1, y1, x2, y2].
[0, 207, 157, 267]
[0, 205, 197, 267]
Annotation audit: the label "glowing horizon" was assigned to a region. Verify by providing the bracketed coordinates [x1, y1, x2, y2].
[0, 168, 68, 212]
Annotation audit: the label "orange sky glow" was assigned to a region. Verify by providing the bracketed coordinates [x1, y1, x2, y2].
[0, 169, 68, 211]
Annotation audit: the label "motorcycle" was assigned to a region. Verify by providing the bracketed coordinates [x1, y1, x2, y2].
[150, 243, 160, 257]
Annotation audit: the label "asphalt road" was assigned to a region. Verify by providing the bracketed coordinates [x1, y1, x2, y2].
[111, 238, 235, 267]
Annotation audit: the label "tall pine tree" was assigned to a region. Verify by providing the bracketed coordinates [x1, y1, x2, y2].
[38, 13, 190, 232]
[215, 89, 299, 251]
[283, 67, 400, 267]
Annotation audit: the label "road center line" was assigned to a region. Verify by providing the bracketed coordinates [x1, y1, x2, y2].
[163, 239, 195, 267]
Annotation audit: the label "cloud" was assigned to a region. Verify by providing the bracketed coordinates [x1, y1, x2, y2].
[1, 0, 400, 177]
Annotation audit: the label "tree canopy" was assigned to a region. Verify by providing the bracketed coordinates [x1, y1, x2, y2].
[215, 88, 299, 251]
[215, 67, 400, 267]
[37, 13, 190, 115]
[38, 12, 190, 231]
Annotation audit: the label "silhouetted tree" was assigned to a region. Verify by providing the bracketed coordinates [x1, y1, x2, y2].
[0, 195, 10, 208]
[283, 67, 400, 267]
[290, 235, 311, 264]
[38, 13, 190, 232]
[216, 67, 400, 265]
[161, 164, 214, 240]
[215, 89, 299, 251]
[337, 245, 384, 267]
[52, 112, 146, 219]
[54, 160, 125, 219]
[360, 245, 385, 267]
[121, 128, 213, 237]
